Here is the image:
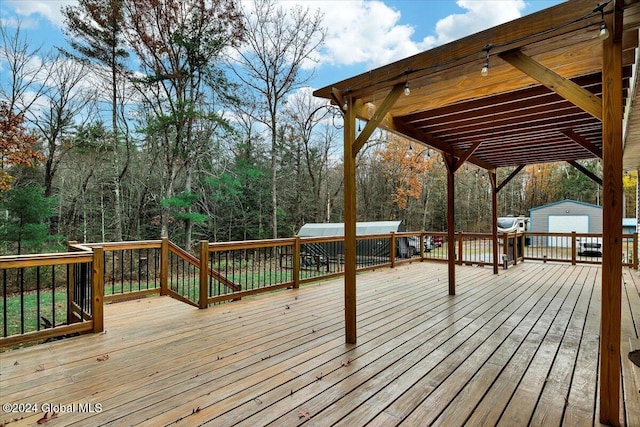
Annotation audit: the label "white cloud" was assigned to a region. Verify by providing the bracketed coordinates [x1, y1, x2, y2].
[308, 1, 419, 68]
[3, 0, 528, 76]
[3, 0, 76, 28]
[431, 0, 526, 46]
[306, 0, 526, 70]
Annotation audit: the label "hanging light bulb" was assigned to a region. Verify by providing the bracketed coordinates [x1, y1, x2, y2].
[593, 2, 610, 41]
[481, 62, 489, 77]
[404, 82, 411, 96]
[599, 22, 610, 40]
[343, 100, 348, 111]
[480, 44, 492, 77]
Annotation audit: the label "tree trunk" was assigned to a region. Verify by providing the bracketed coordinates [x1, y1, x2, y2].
[184, 169, 193, 251]
[271, 125, 278, 238]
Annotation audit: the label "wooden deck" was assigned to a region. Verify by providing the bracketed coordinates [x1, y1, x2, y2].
[1, 262, 639, 426]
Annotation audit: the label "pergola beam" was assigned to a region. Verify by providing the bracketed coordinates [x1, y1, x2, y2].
[391, 118, 496, 171]
[500, 50, 603, 121]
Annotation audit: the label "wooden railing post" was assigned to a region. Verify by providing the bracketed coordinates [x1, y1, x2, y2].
[420, 232, 425, 262]
[634, 232, 639, 269]
[160, 237, 169, 295]
[199, 240, 209, 309]
[293, 236, 301, 289]
[390, 232, 396, 268]
[92, 246, 104, 333]
[457, 232, 463, 265]
[570, 232, 577, 265]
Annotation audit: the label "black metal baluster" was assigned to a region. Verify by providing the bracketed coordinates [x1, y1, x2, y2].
[20, 268, 25, 334]
[66, 264, 70, 324]
[180, 255, 183, 296]
[51, 265, 56, 327]
[86, 262, 91, 316]
[36, 267, 41, 331]
[145, 248, 150, 289]
[119, 250, 124, 293]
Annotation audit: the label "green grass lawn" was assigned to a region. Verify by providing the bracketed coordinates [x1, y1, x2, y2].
[2, 289, 70, 337]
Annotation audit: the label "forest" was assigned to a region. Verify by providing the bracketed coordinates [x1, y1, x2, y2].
[0, 0, 635, 256]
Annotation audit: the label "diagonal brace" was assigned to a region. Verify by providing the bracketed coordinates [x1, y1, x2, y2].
[353, 84, 404, 157]
[500, 50, 602, 121]
[454, 140, 483, 172]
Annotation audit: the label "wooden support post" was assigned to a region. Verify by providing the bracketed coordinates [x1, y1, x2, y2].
[571, 232, 577, 265]
[91, 246, 104, 333]
[445, 155, 456, 295]
[160, 237, 169, 296]
[343, 94, 357, 344]
[293, 236, 301, 289]
[599, 4, 623, 425]
[199, 240, 209, 309]
[489, 172, 499, 274]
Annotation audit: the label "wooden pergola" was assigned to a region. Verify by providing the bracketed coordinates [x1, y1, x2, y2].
[313, 0, 640, 424]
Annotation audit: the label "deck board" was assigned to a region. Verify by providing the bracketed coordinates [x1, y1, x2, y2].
[0, 262, 637, 426]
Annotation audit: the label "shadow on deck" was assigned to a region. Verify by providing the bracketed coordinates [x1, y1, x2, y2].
[1, 262, 639, 426]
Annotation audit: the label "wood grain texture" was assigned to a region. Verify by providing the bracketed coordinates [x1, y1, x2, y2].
[1, 262, 637, 426]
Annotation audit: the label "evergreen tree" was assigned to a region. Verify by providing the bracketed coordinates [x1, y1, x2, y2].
[0, 185, 58, 254]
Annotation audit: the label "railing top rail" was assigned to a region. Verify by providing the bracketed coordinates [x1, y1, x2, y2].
[69, 242, 93, 252]
[299, 235, 344, 244]
[459, 232, 494, 238]
[208, 238, 296, 251]
[167, 241, 199, 268]
[83, 240, 162, 251]
[0, 251, 94, 268]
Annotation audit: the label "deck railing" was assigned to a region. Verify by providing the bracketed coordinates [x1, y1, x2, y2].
[1, 231, 637, 346]
[0, 248, 103, 347]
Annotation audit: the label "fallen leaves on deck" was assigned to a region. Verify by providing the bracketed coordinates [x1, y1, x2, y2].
[297, 409, 310, 419]
[97, 354, 110, 361]
[36, 412, 58, 424]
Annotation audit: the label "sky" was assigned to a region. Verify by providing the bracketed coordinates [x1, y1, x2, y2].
[1, 0, 565, 91]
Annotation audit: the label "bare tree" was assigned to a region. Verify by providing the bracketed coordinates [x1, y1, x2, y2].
[28, 54, 95, 197]
[283, 91, 341, 224]
[0, 22, 50, 115]
[232, 0, 325, 238]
